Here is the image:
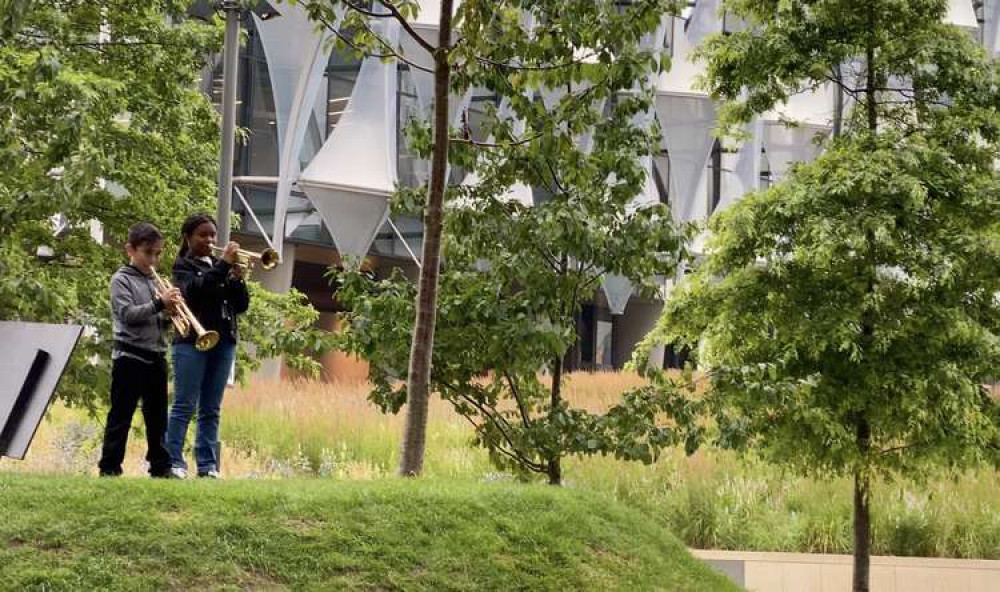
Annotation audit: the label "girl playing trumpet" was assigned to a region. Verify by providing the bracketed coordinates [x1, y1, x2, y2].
[165, 213, 250, 479]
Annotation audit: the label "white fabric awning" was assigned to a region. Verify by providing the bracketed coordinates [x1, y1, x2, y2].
[945, 0, 979, 30]
[656, 16, 717, 223]
[762, 122, 827, 182]
[718, 119, 762, 212]
[459, 96, 534, 207]
[602, 274, 634, 316]
[656, 93, 716, 222]
[297, 21, 399, 263]
[254, 3, 337, 257]
[985, 0, 1000, 55]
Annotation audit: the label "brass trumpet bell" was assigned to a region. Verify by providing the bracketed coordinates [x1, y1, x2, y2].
[210, 245, 279, 271]
[150, 268, 220, 351]
[195, 330, 221, 352]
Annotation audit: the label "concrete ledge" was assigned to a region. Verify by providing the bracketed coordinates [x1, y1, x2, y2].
[691, 549, 1000, 592]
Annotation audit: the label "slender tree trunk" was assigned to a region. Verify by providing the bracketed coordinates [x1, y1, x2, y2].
[851, 22, 878, 588]
[547, 356, 563, 485]
[853, 418, 872, 592]
[399, 0, 453, 477]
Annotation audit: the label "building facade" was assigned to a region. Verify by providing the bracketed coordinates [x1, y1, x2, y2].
[196, 0, 997, 379]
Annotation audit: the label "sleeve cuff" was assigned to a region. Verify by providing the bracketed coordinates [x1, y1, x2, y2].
[153, 297, 164, 312]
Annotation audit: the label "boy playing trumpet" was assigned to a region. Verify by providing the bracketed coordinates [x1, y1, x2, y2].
[98, 222, 180, 478]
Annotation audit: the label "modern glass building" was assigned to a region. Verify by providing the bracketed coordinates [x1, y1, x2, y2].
[192, 0, 996, 379]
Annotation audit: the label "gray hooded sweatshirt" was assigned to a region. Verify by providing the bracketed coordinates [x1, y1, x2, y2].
[110, 265, 169, 360]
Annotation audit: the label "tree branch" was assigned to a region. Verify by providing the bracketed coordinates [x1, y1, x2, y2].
[316, 12, 434, 74]
[375, 0, 439, 54]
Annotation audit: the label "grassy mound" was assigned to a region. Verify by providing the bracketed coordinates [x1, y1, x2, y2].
[0, 474, 737, 591]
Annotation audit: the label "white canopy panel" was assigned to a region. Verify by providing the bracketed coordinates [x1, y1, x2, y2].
[602, 274, 634, 316]
[254, 2, 337, 256]
[769, 83, 838, 127]
[686, 0, 723, 44]
[659, 16, 702, 95]
[762, 122, 827, 182]
[459, 95, 534, 207]
[718, 119, 762, 212]
[986, 0, 1000, 55]
[298, 21, 399, 262]
[945, 0, 979, 30]
[655, 93, 716, 222]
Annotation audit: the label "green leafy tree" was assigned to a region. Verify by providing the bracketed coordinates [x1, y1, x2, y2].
[299, 0, 683, 477]
[328, 0, 690, 484]
[638, 1, 1000, 589]
[0, 0, 331, 414]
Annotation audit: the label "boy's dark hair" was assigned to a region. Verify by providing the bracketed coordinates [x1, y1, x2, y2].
[126, 222, 163, 248]
[177, 212, 216, 258]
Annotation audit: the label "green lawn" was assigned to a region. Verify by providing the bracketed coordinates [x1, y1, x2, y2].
[0, 473, 739, 591]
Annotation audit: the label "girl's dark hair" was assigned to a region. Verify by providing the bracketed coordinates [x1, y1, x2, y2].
[177, 213, 216, 258]
[127, 222, 163, 248]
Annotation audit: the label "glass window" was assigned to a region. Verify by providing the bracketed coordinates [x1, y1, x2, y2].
[595, 320, 613, 368]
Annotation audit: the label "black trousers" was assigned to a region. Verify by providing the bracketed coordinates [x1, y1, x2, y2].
[98, 355, 171, 476]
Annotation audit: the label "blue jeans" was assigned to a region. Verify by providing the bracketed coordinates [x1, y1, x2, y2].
[166, 341, 236, 473]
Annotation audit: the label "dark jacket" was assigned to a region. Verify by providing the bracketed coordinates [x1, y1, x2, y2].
[110, 264, 169, 357]
[172, 254, 250, 345]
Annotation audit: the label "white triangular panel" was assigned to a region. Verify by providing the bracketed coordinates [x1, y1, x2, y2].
[298, 21, 399, 263]
[770, 84, 837, 127]
[718, 119, 762, 212]
[762, 122, 827, 181]
[458, 96, 534, 206]
[985, 0, 1000, 55]
[602, 274, 633, 315]
[253, 6, 329, 155]
[307, 186, 390, 260]
[285, 211, 311, 235]
[655, 93, 716, 222]
[256, 3, 338, 257]
[945, 0, 979, 30]
[686, 0, 722, 44]
[626, 155, 661, 214]
[659, 16, 702, 95]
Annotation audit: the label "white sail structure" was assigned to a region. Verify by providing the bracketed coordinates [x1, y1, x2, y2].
[656, 16, 717, 223]
[760, 84, 836, 181]
[985, 0, 1000, 56]
[602, 274, 634, 316]
[718, 119, 762, 212]
[254, 2, 338, 258]
[297, 21, 400, 263]
[459, 97, 534, 207]
[945, 0, 979, 30]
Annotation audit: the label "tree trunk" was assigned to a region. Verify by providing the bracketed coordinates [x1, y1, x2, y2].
[852, 412, 873, 592]
[852, 468, 871, 592]
[547, 356, 563, 485]
[399, 0, 453, 477]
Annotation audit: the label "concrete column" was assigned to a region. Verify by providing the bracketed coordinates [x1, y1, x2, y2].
[611, 301, 664, 369]
[253, 242, 296, 380]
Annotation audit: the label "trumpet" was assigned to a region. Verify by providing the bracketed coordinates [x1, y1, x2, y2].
[210, 244, 279, 274]
[150, 268, 220, 352]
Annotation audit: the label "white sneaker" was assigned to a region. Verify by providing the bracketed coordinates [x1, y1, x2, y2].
[169, 467, 188, 480]
[197, 470, 220, 479]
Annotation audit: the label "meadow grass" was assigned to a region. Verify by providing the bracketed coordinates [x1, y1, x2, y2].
[0, 473, 738, 592]
[3, 371, 999, 559]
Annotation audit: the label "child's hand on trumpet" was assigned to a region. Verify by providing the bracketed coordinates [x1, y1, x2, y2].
[159, 287, 182, 313]
[219, 241, 240, 265]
